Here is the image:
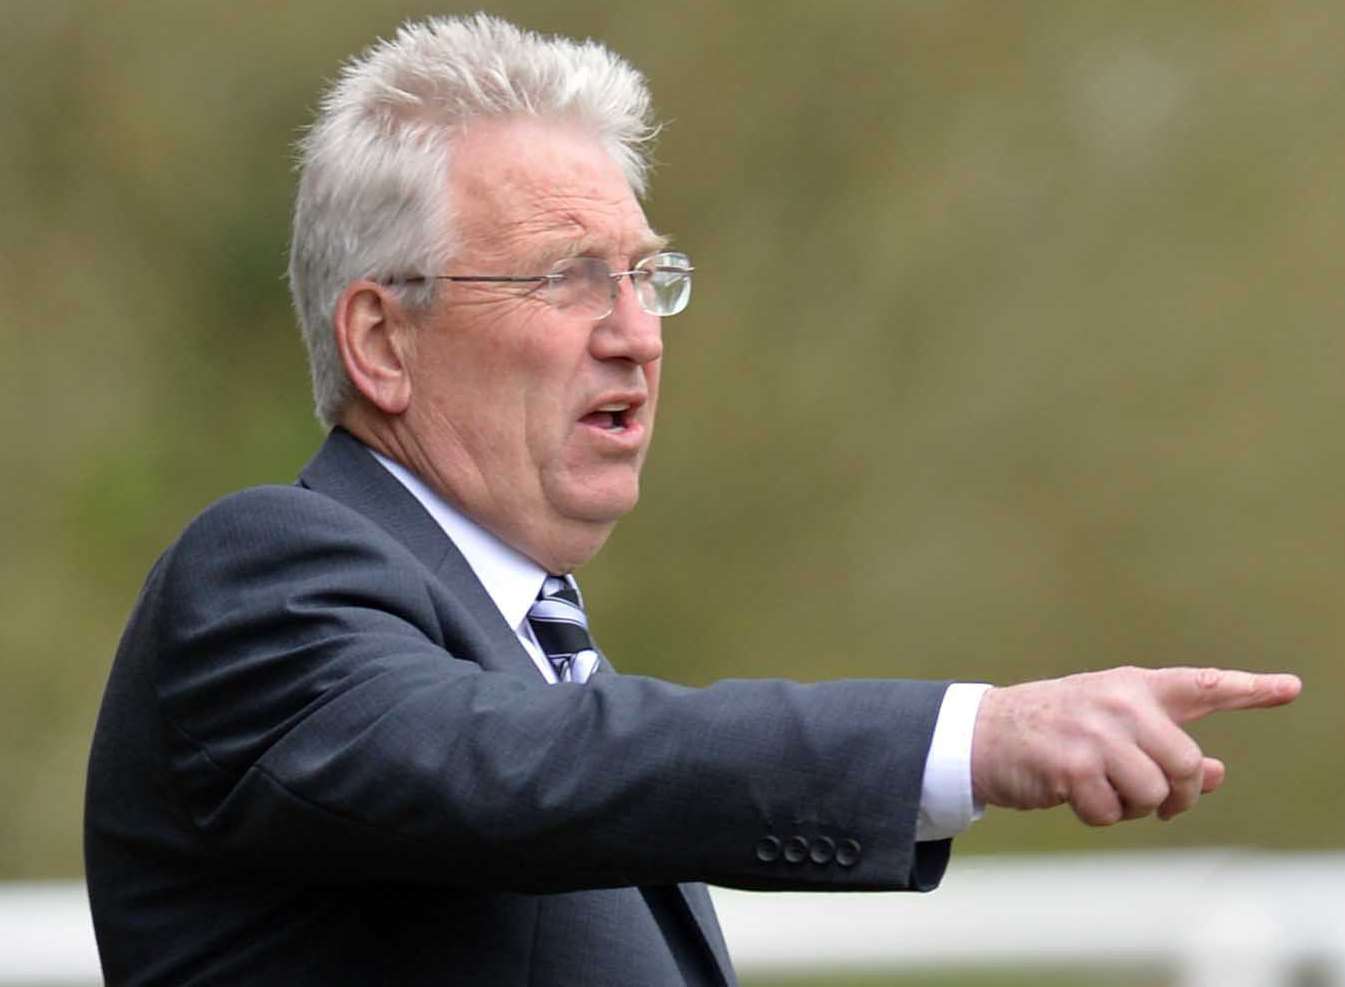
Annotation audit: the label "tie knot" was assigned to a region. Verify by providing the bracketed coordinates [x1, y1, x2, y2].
[540, 574, 582, 608]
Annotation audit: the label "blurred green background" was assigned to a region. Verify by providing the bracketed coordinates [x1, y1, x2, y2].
[2, 0, 1340, 916]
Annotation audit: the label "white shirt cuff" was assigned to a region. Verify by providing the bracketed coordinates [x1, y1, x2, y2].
[915, 682, 991, 842]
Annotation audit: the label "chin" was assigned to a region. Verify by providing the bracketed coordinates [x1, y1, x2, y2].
[557, 479, 641, 524]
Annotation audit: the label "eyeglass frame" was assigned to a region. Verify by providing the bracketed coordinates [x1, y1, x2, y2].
[385, 250, 694, 320]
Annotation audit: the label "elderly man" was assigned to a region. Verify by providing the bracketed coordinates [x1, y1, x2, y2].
[85, 15, 1299, 986]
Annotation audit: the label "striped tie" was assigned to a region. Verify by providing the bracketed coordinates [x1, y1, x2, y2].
[527, 575, 602, 683]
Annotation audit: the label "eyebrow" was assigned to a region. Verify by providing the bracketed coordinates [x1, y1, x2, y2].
[632, 231, 672, 259]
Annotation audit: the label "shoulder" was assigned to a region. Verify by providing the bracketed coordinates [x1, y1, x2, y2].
[178, 483, 374, 541]
[152, 483, 429, 613]
[165, 484, 396, 563]
[132, 483, 451, 693]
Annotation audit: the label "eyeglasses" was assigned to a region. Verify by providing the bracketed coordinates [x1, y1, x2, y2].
[393, 251, 694, 319]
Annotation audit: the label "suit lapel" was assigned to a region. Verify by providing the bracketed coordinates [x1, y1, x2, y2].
[296, 428, 537, 678]
[299, 431, 734, 982]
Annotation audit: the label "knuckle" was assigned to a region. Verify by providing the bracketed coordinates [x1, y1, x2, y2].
[1061, 750, 1099, 786]
[1140, 779, 1171, 809]
[1095, 689, 1130, 716]
[1116, 774, 1168, 813]
[1107, 665, 1144, 687]
[1172, 747, 1203, 779]
[1195, 667, 1223, 691]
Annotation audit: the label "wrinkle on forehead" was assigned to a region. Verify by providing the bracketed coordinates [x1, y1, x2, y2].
[517, 216, 668, 271]
[448, 117, 662, 270]
[508, 187, 659, 259]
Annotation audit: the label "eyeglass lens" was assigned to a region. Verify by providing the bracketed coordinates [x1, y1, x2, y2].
[547, 252, 692, 319]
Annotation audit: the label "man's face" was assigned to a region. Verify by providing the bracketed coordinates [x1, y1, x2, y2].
[397, 118, 665, 572]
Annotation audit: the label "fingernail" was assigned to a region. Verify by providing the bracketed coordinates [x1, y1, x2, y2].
[1274, 674, 1303, 699]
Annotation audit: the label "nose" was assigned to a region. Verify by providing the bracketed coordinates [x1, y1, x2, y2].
[590, 275, 663, 366]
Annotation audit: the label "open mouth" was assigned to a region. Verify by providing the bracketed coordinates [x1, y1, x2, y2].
[581, 402, 633, 432]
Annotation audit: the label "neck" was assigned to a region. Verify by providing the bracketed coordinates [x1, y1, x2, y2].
[338, 406, 613, 573]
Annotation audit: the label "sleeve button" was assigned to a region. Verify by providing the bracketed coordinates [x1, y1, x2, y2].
[754, 836, 782, 863]
[809, 835, 836, 865]
[835, 838, 862, 868]
[783, 835, 809, 864]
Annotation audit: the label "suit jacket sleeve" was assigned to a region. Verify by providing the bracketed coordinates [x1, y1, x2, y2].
[145, 484, 950, 894]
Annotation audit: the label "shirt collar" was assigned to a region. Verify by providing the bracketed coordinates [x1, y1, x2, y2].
[366, 448, 548, 634]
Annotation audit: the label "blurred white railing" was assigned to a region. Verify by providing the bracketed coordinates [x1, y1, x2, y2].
[0, 882, 99, 985]
[714, 850, 1345, 986]
[4, 851, 1343, 985]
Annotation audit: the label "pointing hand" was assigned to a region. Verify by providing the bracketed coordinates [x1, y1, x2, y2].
[970, 667, 1301, 826]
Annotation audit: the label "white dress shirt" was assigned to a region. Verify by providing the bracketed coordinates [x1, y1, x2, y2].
[368, 448, 985, 841]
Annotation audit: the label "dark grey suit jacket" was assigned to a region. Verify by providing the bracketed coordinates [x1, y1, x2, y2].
[85, 428, 952, 985]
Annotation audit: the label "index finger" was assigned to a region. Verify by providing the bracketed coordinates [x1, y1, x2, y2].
[1148, 667, 1302, 722]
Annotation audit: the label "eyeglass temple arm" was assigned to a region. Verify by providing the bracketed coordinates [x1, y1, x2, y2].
[426, 275, 554, 283]
[393, 265, 692, 285]
[606, 265, 696, 279]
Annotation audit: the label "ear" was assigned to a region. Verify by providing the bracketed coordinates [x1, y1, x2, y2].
[333, 281, 413, 416]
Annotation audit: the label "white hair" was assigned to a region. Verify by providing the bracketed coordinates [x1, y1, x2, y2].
[288, 14, 659, 428]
